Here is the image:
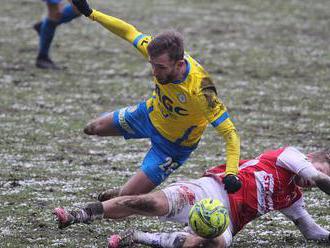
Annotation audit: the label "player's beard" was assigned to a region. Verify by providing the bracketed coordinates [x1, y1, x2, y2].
[156, 68, 178, 85]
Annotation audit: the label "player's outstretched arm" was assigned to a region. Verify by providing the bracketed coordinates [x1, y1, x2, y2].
[277, 147, 330, 196]
[297, 163, 330, 195]
[220, 126, 241, 193]
[281, 198, 330, 243]
[72, 0, 142, 44]
[196, 81, 241, 193]
[293, 215, 330, 242]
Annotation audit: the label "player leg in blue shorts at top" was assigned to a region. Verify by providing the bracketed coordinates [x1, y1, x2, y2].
[34, 0, 81, 69]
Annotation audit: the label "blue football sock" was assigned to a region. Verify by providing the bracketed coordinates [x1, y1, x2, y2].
[58, 4, 80, 24]
[38, 18, 58, 58]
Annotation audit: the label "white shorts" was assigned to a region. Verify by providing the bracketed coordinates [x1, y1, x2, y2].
[160, 177, 233, 247]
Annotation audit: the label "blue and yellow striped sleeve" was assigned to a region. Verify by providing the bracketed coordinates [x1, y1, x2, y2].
[89, 10, 152, 59]
[196, 78, 240, 175]
[132, 34, 153, 59]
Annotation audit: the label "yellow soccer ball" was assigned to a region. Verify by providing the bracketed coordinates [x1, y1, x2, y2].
[188, 198, 230, 239]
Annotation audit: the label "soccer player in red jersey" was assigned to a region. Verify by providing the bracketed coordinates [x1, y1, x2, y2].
[54, 146, 330, 247]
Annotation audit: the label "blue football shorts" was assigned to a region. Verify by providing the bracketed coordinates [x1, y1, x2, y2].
[43, 0, 62, 4]
[111, 101, 196, 185]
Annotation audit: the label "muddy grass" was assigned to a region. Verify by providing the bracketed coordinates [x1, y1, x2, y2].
[0, 0, 329, 247]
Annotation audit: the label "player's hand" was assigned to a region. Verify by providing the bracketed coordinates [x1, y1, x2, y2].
[72, 0, 93, 17]
[223, 174, 242, 193]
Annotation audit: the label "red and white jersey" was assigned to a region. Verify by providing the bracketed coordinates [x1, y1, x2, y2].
[204, 146, 313, 233]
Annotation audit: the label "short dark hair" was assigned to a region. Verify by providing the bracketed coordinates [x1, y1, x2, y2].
[147, 30, 184, 61]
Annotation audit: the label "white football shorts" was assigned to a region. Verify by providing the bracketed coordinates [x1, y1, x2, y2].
[160, 177, 233, 247]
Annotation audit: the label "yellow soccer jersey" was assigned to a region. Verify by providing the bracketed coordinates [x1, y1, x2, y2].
[144, 54, 223, 146]
[89, 10, 240, 175]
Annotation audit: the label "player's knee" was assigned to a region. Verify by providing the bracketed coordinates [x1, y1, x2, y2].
[83, 122, 97, 135]
[48, 8, 62, 20]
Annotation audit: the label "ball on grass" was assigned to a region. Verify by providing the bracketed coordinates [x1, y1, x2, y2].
[188, 198, 230, 239]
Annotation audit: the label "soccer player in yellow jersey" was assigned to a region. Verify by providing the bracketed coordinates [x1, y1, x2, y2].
[72, 0, 242, 199]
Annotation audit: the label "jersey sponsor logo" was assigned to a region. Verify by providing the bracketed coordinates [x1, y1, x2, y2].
[255, 171, 274, 215]
[177, 93, 186, 103]
[155, 85, 188, 116]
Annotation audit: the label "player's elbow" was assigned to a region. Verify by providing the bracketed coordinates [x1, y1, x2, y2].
[217, 126, 238, 138]
[222, 129, 240, 145]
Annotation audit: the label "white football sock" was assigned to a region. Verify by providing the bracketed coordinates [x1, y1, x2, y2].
[133, 231, 188, 248]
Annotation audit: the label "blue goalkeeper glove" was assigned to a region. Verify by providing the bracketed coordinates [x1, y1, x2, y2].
[72, 0, 93, 17]
[223, 174, 242, 194]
